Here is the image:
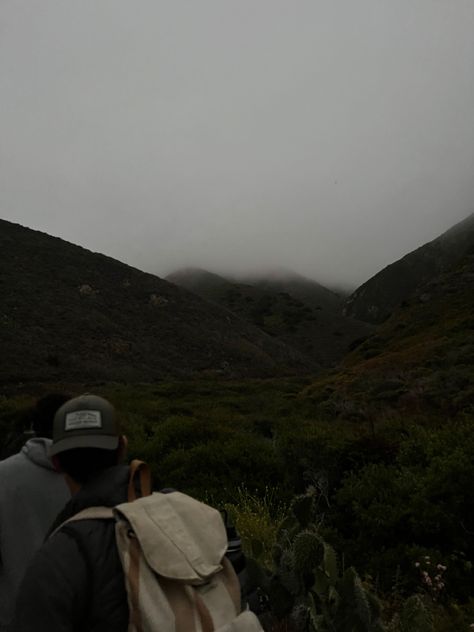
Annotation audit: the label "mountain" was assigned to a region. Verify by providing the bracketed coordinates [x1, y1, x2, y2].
[236, 268, 345, 312]
[166, 268, 372, 367]
[304, 248, 474, 418]
[166, 268, 238, 304]
[344, 213, 474, 323]
[0, 220, 315, 383]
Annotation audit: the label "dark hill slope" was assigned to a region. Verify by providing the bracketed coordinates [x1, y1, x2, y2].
[304, 250, 474, 418]
[238, 268, 344, 312]
[0, 220, 314, 383]
[344, 213, 474, 323]
[166, 268, 238, 304]
[167, 268, 372, 367]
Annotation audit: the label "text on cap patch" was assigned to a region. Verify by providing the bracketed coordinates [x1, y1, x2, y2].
[65, 410, 102, 431]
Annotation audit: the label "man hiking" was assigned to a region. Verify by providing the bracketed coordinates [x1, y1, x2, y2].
[14, 394, 130, 631]
[13, 393, 259, 631]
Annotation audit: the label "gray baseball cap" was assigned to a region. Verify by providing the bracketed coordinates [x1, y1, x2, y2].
[50, 394, 120, 456]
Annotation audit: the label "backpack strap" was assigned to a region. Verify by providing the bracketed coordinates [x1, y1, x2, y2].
[128, 459, 152, 501]
[65, 506, 115, 522]
[50, 506, 115, 632]
[60, 524, 96, 632]
[50, 506, 115, 537]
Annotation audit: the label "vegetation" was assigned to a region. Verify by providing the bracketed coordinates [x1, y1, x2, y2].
[2, 377, 473, 630]
[166, 267, 372, 367]
[1, 216, 473, 629]
[0, 219, 311, 383]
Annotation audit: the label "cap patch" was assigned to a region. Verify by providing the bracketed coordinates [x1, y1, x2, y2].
[65, 410, 102, 431]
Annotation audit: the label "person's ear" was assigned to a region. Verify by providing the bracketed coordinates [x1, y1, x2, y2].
[117, 435, 128, 463]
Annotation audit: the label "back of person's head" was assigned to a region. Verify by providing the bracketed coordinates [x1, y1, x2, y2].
[32, 392, 71, 438]
[55, 447, 120, 485]
[50, 394, 123, 485]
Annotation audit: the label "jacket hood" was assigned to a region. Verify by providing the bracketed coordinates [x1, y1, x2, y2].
[22, 437, 56, 471]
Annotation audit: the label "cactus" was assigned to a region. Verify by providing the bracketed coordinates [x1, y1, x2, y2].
[263, 487, 386, 631]
[393, 595, 433, 632]
[278, 549, 303, 597]
[293, 530, 324, 575]
[240, 488, 436, 632]
[291, 492, 316, 528]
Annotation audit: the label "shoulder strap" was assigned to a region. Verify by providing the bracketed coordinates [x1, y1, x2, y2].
[67, 506, 115, 522]
[60, 524, 96, 632]
[51, 507, 115, 631]
[51, 506, 115, 538]
[128, 459, 152, 501]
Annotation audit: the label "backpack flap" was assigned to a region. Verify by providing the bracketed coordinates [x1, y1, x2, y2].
[115, 492, 228, 583]
[215, 610, 264, 631]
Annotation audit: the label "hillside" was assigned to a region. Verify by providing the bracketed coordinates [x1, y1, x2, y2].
[236, 268, 344, 312]
[304, 248, 474, 418]
[344, 212, 474, 323]
[0, 220, 315, 383]
[166, 268, 239, 304]
[167, 267, 372, 367]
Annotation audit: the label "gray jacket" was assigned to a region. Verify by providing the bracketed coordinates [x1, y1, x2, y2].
[0, 438, 69, 630]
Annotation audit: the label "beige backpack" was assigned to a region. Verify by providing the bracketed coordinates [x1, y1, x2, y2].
[64, 462, 264, 632]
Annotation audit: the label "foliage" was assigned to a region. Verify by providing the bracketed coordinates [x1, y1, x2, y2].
[387, 595, 433, 632]
[333, 421, 474, 597]
[252, 487, 386, 631]
[1, 378, 473, 629]
[224, 486, 288, 569]
[166, 267, 371, 368]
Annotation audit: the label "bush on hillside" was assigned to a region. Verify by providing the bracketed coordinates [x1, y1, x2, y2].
[333, 422, 474, 599]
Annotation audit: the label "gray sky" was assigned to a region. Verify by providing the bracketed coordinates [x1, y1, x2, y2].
[1, 1, 474, 289]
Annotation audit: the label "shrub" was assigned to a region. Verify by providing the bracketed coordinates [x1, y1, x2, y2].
[224, 486, 288, 569]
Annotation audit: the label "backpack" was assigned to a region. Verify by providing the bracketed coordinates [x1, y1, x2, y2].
[61, 461, 264, 632]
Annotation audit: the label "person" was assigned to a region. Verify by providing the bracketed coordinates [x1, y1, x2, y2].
[14, 393, 130, 631]
[0, 393, 70, 632]
[14, 393, 255, 632]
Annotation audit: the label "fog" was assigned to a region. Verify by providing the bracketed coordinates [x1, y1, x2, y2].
[1, 1, 473, 289]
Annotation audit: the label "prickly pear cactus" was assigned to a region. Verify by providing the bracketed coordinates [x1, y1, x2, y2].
[293, 530, 324, 575]
[264, 488, 386, 631]
[291, 492, 315, 528]
[388, 595, 433, 632]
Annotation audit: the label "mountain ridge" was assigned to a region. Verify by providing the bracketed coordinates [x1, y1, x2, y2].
[344, 212, 474, 323]
[166, 267, 372, 367]
[304, 247, 474, 418]
[0, 219, 315, 383]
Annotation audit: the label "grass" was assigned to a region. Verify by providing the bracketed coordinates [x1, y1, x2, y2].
[224, 486, 289, 570]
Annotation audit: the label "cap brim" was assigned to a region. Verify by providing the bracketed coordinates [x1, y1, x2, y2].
[49, 434, 119, 457]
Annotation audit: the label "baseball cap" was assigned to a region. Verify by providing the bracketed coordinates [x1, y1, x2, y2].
[49, 394, 120, 457]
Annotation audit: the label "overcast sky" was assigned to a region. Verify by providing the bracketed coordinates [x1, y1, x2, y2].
[1, 1, 474, 289]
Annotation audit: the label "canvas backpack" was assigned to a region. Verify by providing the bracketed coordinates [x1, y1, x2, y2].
[62, 461, 264, 632]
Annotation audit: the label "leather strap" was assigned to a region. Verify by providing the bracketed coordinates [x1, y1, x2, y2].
[128, 459, 152, 501]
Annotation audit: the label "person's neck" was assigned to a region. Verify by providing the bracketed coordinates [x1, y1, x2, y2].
[64, 473, 81, 495]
